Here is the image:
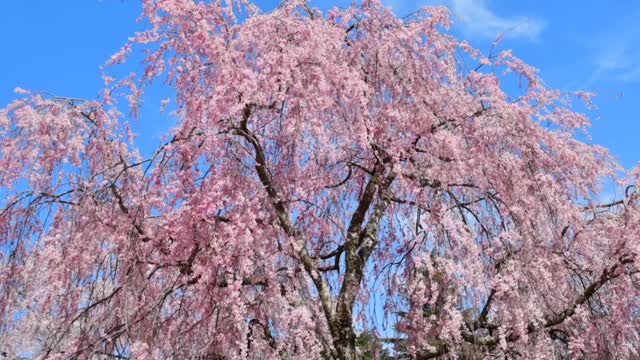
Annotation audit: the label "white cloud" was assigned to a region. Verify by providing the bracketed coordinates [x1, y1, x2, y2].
[383, 0, 545, 41]
[448, 0, 544, 41]
[568, 7, 640, 88]
[592, 35, 640, 83]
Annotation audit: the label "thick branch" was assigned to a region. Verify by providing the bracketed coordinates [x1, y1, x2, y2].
[233, 105, 335, 326]
[541, 255, 633, 329]
[334, 166, 395, 358]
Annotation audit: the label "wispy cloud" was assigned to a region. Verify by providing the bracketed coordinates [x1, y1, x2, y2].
[447, 0, 545, 41]
[383, 0, 545, 41]
[591, 33, 640, 83]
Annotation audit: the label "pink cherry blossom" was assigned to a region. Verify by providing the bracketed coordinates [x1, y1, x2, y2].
[1, 1, 639, 359]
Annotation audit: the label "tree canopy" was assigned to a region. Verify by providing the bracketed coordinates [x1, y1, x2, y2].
[1, 1, 639, 359]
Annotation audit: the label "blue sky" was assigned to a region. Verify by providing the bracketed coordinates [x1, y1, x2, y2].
[0, 0, 638, 170]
